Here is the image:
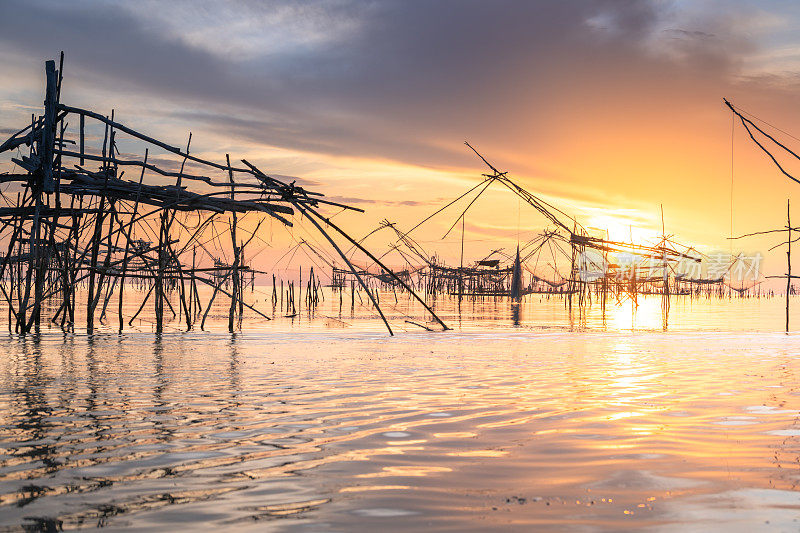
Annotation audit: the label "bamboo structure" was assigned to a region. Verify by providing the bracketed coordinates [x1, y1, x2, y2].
[325, 139, 743, 320]
[0, 55, 447, 335]
[724, 99, 800, 330]
[364, 143, 720, 311]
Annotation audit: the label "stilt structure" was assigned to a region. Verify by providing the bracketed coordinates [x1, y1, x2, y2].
[0, 54, 448, 335]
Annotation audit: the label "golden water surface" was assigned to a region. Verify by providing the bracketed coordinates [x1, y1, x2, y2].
[0, 291, 798, 531]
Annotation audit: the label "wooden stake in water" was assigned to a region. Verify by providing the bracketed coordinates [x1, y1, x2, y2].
[227, 153, 238, 333]
[787, 199, 791, 333]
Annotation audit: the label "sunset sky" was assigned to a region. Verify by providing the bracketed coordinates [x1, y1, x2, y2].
[3, 0, 800, 277]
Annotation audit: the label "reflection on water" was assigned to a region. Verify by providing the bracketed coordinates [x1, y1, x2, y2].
[17, 285, 800, 335]
[0, 319, 799, 531]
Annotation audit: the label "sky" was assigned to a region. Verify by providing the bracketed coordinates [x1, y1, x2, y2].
[3, 0, 800, 278]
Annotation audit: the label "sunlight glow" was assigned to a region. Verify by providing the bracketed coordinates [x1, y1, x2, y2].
[586, 215, 660, 244]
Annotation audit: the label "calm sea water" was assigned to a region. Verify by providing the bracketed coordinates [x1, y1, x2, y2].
[0, 289, 799, 531]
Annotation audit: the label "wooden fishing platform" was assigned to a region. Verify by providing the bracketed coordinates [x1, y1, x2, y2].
[0, 54, 448, 335]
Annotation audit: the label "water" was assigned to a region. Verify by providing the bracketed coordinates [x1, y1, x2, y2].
[0, 292, 799, 531]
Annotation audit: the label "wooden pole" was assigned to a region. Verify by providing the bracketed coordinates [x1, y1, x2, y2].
[787, 198, 791, 333]
[41, 60, 57, 193]
[79, 113, 85, 165]
[118, 149, 147, 332]
[155, 212, 165, 333]
[459, 214, 465, 298]
[227, 153, 238, 332]
[297, 203, 448, 332]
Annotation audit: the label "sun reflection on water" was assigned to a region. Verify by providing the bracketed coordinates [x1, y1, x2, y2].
[0, 313, 798, 530]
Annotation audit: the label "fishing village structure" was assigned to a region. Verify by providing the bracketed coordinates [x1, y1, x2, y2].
[0, 55, 447, 336]
[0, 55, 770, 338]
[332, 142, 739, 322]
[725, 98, 800, 331]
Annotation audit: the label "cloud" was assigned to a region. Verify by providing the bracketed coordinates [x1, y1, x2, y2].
[4, 0, 800, 265]
[0, 0, 768, 170]
[325, 195, 444, 207]
[663, 28, 716, 40]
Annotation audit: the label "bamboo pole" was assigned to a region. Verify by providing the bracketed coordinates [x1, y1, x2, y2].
[118, 149, 148, 331]
[227, 153, 238, 333]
